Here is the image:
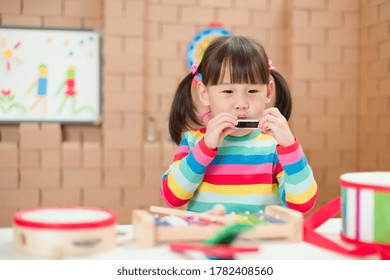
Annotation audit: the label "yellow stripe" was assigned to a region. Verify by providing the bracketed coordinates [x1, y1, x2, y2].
[198, 182, 278, 195]
[285, 181, 317, 204]
[254, 133, 274, 141]
[276, 170, 285, 180]
[188, 130, 204, 139]
[167, 173, 194, 200]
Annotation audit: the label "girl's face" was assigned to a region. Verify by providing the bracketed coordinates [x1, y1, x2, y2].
[198, 73, 273, 137]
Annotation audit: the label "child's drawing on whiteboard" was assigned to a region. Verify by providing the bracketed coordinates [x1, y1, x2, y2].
[55, 65, 96, 116]
[0, 36, 23, 72]
[0, 88, 26, 113]
[25, 64, 48, 115]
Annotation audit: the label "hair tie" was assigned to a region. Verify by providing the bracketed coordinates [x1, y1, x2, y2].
[191, 63, 199, 75]
[268, 59, 276, 70]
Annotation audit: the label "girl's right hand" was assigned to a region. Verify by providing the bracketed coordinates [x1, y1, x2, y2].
[203, 113, 238, 149]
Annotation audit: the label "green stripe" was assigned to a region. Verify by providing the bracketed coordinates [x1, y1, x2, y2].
[341, 187, 347, 234]
[178, 159, 203, 184]
[218, 146, 274, 156]
[284, 165, 311, 183]
[374, 192, 390, 243]
[187, 201, 286, 214]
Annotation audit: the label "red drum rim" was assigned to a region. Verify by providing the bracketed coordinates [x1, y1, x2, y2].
[14, 207, 117, 230]
[340, 172, 390, 193]
[340, 232, 390, 248]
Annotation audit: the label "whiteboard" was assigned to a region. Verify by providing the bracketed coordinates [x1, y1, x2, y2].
[0, 27, 101, 123]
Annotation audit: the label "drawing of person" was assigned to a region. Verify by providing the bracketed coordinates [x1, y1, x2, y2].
[55, 65, 95, 116]
[25, 64, 48, 115]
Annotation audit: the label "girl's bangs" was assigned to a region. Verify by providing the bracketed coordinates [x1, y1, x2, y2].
[217, 57, 265, 85]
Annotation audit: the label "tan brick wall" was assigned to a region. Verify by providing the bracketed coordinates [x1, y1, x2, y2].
[0, 0, 388, 226]
[289, 0, 360, 208]
[359, 0, 390, 171]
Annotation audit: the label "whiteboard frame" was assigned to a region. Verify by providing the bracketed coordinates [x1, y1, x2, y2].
[0, 25, 102, 124]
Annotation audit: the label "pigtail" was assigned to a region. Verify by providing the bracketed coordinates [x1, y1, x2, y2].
[271, 70, 292, 120]
[169, 73, 202, 145]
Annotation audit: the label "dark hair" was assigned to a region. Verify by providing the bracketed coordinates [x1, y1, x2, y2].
[169, 35, 292, 145]
[271, 69, 292, 120]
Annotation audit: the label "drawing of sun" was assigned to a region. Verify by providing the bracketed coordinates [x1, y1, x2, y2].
[0, 36, 23, 72]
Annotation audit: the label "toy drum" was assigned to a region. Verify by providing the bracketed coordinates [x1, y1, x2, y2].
[340, 172, 390, 246]
[13, 207, 117, 258]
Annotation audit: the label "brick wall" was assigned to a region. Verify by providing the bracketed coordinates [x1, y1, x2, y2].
[0, 0, 388, 226]
[359, 0, 390, 170]
[289, 0, 360, 207]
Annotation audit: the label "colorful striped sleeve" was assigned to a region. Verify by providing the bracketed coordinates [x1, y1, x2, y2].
[275, 138, 318, 213]
[160, 134, 218, 207]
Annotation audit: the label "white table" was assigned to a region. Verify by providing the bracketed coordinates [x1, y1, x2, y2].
[0, 219, 370, 260]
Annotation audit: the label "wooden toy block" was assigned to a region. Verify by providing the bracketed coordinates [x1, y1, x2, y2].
[19, 150, 40, 168]
[104, 129, 142, 149]
[62, 169, 102, 188]
[83, 189, 121, 208]
[143, 168, 164, 188]
[143, 142, 161, 168]
[162, 141, 176, 168]
[0, 169, 18, 189]
[82, 128, 102, 142]
[104, 168, 141, 188]
[23, 0, 61, 16]
[0, 143, 18, 168]
[62, 142, 81, 168]
[124, 75, 144, 94]
[132, 205, 303, 247]
[20, 169, 60, 189]
[41, 189, 81, 207]
[123, 149, 142, 168]
[0, 125, 19, 142]
[124, 188, 162, 208]
[64, 0, 101, 18]
[103, 112, 123, 130]
[0, 190, 39, 209]
[1, 15, 42, 26]
[83, 143, 102, 168]
[19, 123, 61, 149]
[41, 150, 61, 169]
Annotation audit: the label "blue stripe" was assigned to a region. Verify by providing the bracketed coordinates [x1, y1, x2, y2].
[283, 156, 308, 175]
[179, 137, 189, 146]
[186, 151, 206, 174]
[284, 165, 312, 185]
[212, 154, 275, 165]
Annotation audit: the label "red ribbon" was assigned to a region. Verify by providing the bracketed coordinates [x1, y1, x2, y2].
[303, 197, 390, 259]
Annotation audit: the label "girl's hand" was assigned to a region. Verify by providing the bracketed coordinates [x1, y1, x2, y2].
[204, 113, 238, 149]
[258, 107, 295, 147]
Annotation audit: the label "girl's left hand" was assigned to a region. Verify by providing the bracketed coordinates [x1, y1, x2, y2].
[258, 107, 295, 147]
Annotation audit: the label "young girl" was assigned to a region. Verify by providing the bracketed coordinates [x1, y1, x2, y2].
[161, 35, 318, 214]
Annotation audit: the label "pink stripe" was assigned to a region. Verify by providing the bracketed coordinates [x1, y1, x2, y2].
[278, 146, 303, 165]
[192, 144, 215, 166]
[206, 163, 274, 175]
[176, 145, 190, 155]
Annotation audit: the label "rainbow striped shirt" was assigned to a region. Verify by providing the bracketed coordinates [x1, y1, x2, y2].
[161, 128, 318, 214]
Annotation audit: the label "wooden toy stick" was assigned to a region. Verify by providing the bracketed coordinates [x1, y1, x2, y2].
[149, 206, 236, 225]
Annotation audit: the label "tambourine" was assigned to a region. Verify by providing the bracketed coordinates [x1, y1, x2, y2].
[340, 172, 390, 246]
[13, 207, 117, 258]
